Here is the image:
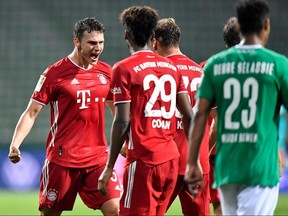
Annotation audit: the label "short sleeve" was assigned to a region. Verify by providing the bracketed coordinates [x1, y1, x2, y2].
[31, 68, 53, 105]
[111, 63, 132, 104]
[196, 60, 215, 102]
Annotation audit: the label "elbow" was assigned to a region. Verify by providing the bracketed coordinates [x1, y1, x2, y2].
[114, 118, 130, 131]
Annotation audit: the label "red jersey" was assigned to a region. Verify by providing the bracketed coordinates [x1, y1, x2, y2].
[32, 56, 112, 168]
[112, 51, 187, 165]
[168, 54, 210, 174]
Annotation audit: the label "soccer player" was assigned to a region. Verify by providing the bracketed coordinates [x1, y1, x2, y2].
[223, 17, 241, 49]
[98, 6, 193, 215]
[152, 18, 210, 216]
[185, 0, 288, 215]
[8, 17, 121, 216]
[206, 16, 241, 216]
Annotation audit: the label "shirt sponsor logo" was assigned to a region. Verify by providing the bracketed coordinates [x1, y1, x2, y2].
[112, 87, 122, 94]
[35, 75, 46, 92]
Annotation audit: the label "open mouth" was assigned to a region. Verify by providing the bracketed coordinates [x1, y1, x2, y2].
[90, 53, 99, 61]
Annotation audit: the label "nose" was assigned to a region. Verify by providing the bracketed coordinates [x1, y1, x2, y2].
[94, 43, 102, 50]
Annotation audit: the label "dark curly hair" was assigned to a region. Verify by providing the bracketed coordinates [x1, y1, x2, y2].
[223, 17, 241, 48]
[119, 6, 159, 47]
[154, 18, 181, 48]
[73, 17, 105, 41]
[236, 0, 269, 34]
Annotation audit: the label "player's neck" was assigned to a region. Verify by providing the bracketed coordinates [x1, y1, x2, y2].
[69, 48, 95, 69]
[241, 34, 265, 46]
[129, 44, 152, 55]
[162, 47, 181, 57]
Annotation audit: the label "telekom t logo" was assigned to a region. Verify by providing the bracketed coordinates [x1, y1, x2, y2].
[77, 90, 91, 109]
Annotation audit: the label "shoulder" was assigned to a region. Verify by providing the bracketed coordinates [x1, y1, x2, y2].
[95, 61, 113, 79]
[263, 48, 288, 63]
[112, 56, 135, 71]
[97, 60, 112, 71]
[204, 49, 235, 69]
[44, 57, 69, 76]
[209, 49, 231, 62]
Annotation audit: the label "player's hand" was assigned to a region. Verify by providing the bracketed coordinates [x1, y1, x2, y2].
[184, 163, 203, 198]
[8, 146, 21, 163]
[98, 165, 113, 196]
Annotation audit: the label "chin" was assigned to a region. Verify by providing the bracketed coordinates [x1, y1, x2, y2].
[90, 58, 99, 64]
[90, 61, 98, 65]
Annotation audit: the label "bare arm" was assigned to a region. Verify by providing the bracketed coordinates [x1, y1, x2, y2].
[8, 100, 43, 163]
[185, 98, 211, 189]
[209, 108, 217, 153]
[279, 147, 286, 177]
[177, 93, 194, 139]
[98, 102, 130, 195]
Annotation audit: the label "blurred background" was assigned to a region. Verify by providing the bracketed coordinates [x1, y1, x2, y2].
[0, 0, 287, 198]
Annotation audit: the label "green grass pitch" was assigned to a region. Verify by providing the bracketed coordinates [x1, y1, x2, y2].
[0, 190, 287, 215]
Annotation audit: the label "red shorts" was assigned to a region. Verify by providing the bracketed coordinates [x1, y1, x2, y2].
[209, 155, 220, 203]
[39, 159, 121, 211]
[120, 158, 178, 215]
[167, 174, 210, 216]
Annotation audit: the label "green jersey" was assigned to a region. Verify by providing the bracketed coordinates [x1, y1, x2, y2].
[198, 44, 288, 187]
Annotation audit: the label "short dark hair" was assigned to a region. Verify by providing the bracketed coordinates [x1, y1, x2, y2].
[236, 0, 269, 34]
[154, 18, 181, 48]
[119, 6, 159, 47]
[73, 17, 105, 41]
[223, 17, 241, 48]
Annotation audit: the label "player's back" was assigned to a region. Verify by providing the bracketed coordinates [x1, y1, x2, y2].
[112, 51, 185, 165]
[167, 54, 210, 175]
[201, 44, 288, 187]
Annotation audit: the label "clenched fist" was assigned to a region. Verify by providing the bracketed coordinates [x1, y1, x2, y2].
[8, 146, 21, 163]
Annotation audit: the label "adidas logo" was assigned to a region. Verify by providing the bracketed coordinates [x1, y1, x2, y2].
[71, 78, 79, 85]
[115, 185, 122, 191]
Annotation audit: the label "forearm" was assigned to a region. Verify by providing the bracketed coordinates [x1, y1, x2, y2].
[182, 114, 193, 139]
[209, 119, 217, 152]
[107, 118, 129, 168]
[187, 111, 208, 165]
[10, 111, 36, 149]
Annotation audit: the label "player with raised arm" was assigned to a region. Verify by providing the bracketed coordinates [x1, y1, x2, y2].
[153, 18, 211, 216]
[8, 17, 120, 216]
[98, 6, 193, 216]
[185, 0, 288, 215]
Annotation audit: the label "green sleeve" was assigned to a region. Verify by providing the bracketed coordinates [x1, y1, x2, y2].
[196, 59, 215, 103]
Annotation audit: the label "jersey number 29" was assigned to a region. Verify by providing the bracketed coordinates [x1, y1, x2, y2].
[143, 74, 176, 119]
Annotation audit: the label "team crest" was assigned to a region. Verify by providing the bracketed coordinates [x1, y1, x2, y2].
[47, 189, 58, 201]
[98, 74, 107, 84]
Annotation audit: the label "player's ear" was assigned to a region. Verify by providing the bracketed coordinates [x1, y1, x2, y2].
[263, 18, 270, 31]
[124, 30, 129, 40]
[73, 37, 80, 48]
[151, 37, 157, 51]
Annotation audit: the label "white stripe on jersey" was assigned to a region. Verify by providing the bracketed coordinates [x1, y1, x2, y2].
[124, 161, 136, 208]
[41, 159, 50, 196]
[128, 127, 134, 150]
[49, 101, 59, 147]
